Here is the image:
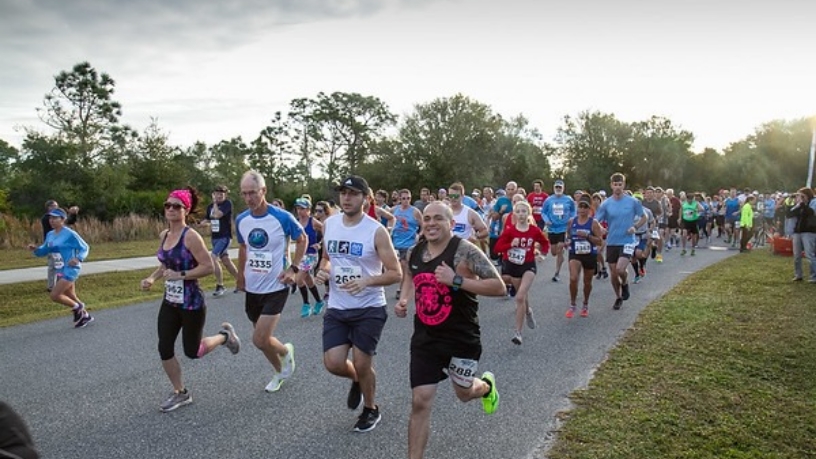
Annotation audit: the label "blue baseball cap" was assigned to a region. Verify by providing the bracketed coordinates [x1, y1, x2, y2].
[294, 198, 311, 209]
[47, 208, 67, 219]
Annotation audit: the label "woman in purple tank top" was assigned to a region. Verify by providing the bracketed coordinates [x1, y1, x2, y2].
[139, 187, 242, 413]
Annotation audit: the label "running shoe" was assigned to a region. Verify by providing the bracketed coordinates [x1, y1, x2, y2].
[656, 254, 663, 263]
[220, 322, 241, 355]
[633, 274, 641, 284]
[213, 285, 226, 297]
[602, 269, 609, 279]
[613, 298, 623, 310]
[233, 287, 242, 294]
[792, 277, 803, 282]
[347, 381, 362, 410]
[551, 274, 560, 283]
[265, 374, 283, 393]
[353, 405, 381, 433]
[525, 307, 536, 329]
[72, 306, 83, 324]
[565, 305, 576, 319]
[160, 390, 192, 412]
[280, 343, 295, 379]
[680, 249, 687, 256]
[506, 284, 516, 298]
[301, 303, 311, 318]
[312, 301, 325, 315]
[511, 331, 522, 346]
[621, 283, 630, 301]
[480, 372, 499, 415]
[690, 249, 696, 256]
[580, 305, 589, 318]
[75, 310, 94, 328]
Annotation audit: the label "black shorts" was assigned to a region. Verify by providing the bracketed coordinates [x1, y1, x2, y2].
[606, 245, 633, 264]
[569, 253, 597, 271]
[244, 289, 288, 324]
[322, 306, 387, 356]
[502, 260, 537, 278]
[549, 232, 566, 245]
[682, 219, 699, 234]
[668, 218, 680, 229]
[410, 345, 481, 388]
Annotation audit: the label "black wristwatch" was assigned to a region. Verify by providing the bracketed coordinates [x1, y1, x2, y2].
[180, 271, 186, 279]
[289, 265, 300, 273]
[452, 274, 463, 291]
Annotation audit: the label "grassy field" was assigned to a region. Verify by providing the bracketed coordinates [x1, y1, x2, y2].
[2, 250, 814, 458]
[546, 250, 816, 459]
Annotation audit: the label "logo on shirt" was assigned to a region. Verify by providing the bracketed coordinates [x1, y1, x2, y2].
[327, 240, 363, 257]
[247, 228, 269, 249]
[414, 272, 453, 326]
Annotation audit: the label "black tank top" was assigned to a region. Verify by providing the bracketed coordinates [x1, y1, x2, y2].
[408, 236, 481, 354]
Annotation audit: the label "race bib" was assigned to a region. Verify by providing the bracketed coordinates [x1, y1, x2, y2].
[211, 219, 220, 233]
[333, 265, 362, 285]
[164, 279, 184, 304]
[623, 243, 636, 256]
[651, 229, 660, 240]
[533, 206, 542, 215]
[574, 240, 591, 255]
[683, 209, 694, 219]
[248, 250, 273, 274]
[508, 248, 526, 265]
[553, 204, 564, 217]
[52, 253, 64, 270]
[734, 221, 741, 229]
[447, 357, 479, 388]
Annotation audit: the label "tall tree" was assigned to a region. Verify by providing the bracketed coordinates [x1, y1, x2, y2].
[626, 116, 693, 188]
[288, 92, 396, 186]
[37, 62, 131, 164]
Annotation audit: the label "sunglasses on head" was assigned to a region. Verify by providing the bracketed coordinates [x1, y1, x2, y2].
[164, 202, 184, 210]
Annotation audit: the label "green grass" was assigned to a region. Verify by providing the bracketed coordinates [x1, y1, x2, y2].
[547, 250, 816, 459]
[0, 239, 162, 270]
[0, 269, 223, 327]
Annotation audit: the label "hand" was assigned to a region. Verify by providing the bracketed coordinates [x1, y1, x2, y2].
[27, 244, 36, 251]
[162, 269, 183, 280]
[394, 298, 408, 318]
[339, 276, 368, 295]
[68, 206, 79, 214]
[68, 258, 81, 267]
[434, 261, 456, 286]
[314, 269, 329, 284]
[140, 278, 154, 290]
[236, 277, 245, 292]
[277, 268, 297, 285]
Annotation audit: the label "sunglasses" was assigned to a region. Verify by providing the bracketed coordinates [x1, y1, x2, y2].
[448, 193, 461, 199]
[164, 203, 184, 210]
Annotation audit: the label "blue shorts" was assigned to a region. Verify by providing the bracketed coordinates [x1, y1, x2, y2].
[212, 237, 231, 257]
[57, 267, 81, 283]
[322, 306, 387, 356]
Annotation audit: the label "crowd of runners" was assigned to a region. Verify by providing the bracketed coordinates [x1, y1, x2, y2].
[21, 171, 816, 459]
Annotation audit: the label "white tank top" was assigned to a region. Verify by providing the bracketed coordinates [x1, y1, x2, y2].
[451, 206, 474, 240]
[323, 214, 386, 310]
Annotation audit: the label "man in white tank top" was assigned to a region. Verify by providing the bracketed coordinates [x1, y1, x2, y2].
[448, 182, 488, 246]
[315, 175, 402, 433]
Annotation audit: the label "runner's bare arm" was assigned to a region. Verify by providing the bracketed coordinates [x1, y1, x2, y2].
[452, 239, 504, 296]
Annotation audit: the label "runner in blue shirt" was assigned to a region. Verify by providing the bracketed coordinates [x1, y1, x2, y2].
[541, 179, 576, 282]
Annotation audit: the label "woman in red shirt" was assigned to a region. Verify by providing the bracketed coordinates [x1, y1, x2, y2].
[495, 201, 550, 346]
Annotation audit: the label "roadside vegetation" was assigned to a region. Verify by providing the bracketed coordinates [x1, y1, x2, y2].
[546, 250, 815, 459]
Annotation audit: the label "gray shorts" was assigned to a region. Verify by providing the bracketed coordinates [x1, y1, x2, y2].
[322, 306, 387, 356]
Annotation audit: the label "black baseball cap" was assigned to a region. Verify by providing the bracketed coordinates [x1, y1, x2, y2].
[334, 175, 370, 195]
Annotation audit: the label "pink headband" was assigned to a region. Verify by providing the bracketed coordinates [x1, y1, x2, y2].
[168, 189, 192, 210]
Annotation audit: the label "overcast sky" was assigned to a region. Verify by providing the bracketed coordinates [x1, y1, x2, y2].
[1, 0, 813, 152]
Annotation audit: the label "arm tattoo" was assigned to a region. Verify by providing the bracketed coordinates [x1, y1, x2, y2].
[453, 239, 500, 279]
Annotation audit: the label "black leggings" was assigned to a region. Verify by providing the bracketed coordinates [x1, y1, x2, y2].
[157, 301, 206, 361]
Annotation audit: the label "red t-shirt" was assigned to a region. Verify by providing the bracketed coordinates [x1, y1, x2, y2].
[527, 192, 549, 222]
[495, 222, 550, 264]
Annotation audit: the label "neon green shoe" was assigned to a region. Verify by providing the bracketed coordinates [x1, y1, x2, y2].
[481, 371, 499, 415]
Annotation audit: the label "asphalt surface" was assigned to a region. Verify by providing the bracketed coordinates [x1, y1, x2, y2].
[0, 241, 737, 459]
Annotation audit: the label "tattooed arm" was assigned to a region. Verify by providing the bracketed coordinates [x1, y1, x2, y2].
[452, 239, 505, 297]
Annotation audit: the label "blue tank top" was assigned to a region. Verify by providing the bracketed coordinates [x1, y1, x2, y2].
[568, 217, 597, 256]
[303, 217, 318, 255]
[157, 227, 204, 310]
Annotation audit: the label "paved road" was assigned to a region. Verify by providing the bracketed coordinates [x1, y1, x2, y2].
[0, 242, 737, 459]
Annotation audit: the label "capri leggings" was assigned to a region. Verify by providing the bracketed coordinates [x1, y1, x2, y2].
[157, 300, 206, 361]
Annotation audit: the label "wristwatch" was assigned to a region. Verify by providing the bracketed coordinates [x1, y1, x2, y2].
[452, 274, 463, 291]
[180, 271, 186, 279]
[289, 265, 300, 273]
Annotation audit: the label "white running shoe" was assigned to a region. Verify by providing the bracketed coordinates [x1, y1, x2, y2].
[265, 374, 283, 393]
[280, 343, 295, 379]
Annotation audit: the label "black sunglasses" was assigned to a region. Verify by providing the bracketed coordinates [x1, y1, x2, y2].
[164, 203, 184, 210]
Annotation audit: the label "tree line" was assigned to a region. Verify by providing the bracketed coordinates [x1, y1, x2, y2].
[0, 62, 812, 220]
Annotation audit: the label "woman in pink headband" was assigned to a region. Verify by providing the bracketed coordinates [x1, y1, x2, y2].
[139, 186, 241, 412]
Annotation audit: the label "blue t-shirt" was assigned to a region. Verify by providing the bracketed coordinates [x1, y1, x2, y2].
[391, 205, 420, 250]
[462, 195, 479, 211]
[542, 194, 576, 234]
[595, 195, 643, 246]
[724, 197, 741, 220]
[492, 196, 513, 216]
